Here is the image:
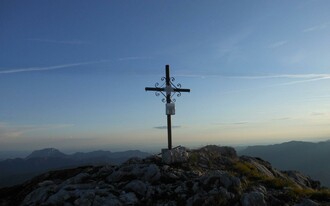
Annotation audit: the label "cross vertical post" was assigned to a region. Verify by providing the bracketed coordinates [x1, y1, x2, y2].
[165, 65, 172, 149]
[145, 65, 190, 150]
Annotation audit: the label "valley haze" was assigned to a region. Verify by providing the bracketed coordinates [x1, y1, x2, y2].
[0, 148, 150, 188]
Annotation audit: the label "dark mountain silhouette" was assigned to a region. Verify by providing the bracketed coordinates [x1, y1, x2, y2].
[0, 148, 150, 188]
[25, 148, 67, 159]
[0, 145, 329, 206]
[239, 140, 330, 187]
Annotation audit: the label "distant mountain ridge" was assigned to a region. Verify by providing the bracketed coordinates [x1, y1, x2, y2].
[0, 148, 150, 188]
[239, 140, 330, 187]
[26, 148, 67, 159]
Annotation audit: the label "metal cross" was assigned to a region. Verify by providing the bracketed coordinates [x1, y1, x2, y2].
[145, 65, 190, 150]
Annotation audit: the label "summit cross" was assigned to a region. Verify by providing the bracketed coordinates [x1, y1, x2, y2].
[145, 65, 190, 150]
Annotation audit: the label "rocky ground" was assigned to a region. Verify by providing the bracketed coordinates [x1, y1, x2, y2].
[0, 145, 329, 206]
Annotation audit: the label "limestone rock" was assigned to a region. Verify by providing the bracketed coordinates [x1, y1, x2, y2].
[124, 180, 147, 196]
[37, 180, 54, 187]
[294, 198, 319, 206]
[241, 191, 267, 206]
[199, 145, 237, 158]
[143, 164, 161, 182]
[119, 192, 138, 205]
[71, 173, 90, 184]
[162, 146, 189, 164]
[22, 184, 57, 205]
[284, 171, 321, 189]
[241, 156, 275, 178]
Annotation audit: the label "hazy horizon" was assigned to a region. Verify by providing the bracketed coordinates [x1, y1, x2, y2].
[1, 1, 330, 154]
[1, 138, 329, 160]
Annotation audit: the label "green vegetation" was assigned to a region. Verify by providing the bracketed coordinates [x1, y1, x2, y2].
[234, 160, 299, 188]
[233, 161, 266, 180]
[188, 151, 215, 168]
[188, 148, 330, 203]
[233, 160, 330, 202]
[309, 188, 330, 201]
[188, 152, 199, 165]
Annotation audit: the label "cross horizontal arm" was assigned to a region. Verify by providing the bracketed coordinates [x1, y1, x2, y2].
[173, 88, 190, 93]
[145, 87, 165, 92]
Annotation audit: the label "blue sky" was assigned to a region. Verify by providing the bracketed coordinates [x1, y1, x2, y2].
[1, 0, 330, 153]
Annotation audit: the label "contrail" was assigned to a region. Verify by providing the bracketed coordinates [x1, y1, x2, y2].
[177, 73, 330, 80]
[28, 38, 88, 45]
[230, 74, 330, 80]
[0, 56, 150, 75]
[277, 76, 330, 86]
[216, 74, 330, 95]
[0, 60, 112, 74]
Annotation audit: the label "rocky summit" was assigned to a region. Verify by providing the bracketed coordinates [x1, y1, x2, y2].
[0, 145, 329, 206]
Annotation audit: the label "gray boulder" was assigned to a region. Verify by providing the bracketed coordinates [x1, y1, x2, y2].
[162, 146, 189, 164]
[143, 164, 161, 182]
[119, 192, 138, 205]
[45, 189, 72, 205]
[124, 180, 147, 196]
[294, 198, 319, 206]
[284, 171, 320, 189]
[71, 173, 90, 184]
[93, 193, 123, 206]
[22, 184, 57, 205]
[202, 170, 241, 190]
[241, 191, 267, 206]
[241, 156, 275, 178]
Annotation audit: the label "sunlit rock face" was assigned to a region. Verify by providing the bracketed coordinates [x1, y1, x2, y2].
[0, 145, 328, 206]
[162, 146, 189, 164]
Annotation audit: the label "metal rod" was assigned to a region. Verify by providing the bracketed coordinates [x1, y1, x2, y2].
[167, 114, 172, 150]
[165, 65, 172, 149]
[145, 87, 165, 91]
[166, 65, 170, 86]
[173, 88, 190, 92]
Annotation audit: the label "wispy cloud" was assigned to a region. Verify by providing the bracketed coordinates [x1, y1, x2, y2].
[118, 56, 151, 61]
[311, 112, 325, 116]
[0, 56, 151, 75]
[215, 28, 252, 61]
[154, 126, 181, 129]
[215, 121, 249, 126]
[28, 38, 89, 45]
[229, 73, 330, 80]
[303, 22, 329, 33]
[0, 60, 112, 75]
[230, 122, 249, 125]
[177, 73, 330, 95]
[276, 76, 330, 86]
[0, 123, 74, 138]
[175, 74, 208, 79]
[307, 95, 330, 100]
[230, 74, 330, 91]
[269, 40, 287, 49]
[177, 73, 330, 80]
[272, 117, 291, 121]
